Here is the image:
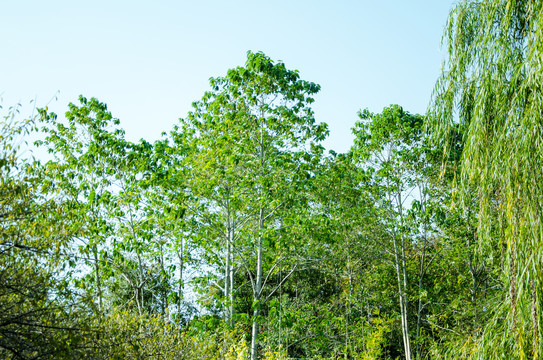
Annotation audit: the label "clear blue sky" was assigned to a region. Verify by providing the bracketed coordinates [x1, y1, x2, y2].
[1, 0, 455, 153]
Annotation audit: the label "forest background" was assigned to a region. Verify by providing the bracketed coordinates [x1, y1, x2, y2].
[2, 0, 543, 359]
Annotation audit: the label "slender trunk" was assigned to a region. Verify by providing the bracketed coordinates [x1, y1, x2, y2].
[159, 247, 168, 316]
[251, 109, 267, 360]
[224, 205, 236, 327]
[177, 240, 184, 327]
[224, 205, 230, 324]
[397, 190, 412, 360]
[393, 232, 411, 360]
[93, 244, 103, 312]
[387, 179, 411, 360]
[347, 260, 353, 358]
[251, 208, 264, 360]
[416, 184, 427, 359]
[229, 217, 235, 327]
[137, 251, 144, 314]
[91, 209, 103, 313]
[224, 212, 231, 325]
[416, 252, 425, 359]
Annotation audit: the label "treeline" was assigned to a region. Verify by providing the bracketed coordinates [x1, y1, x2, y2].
[2, 1, 543, 359]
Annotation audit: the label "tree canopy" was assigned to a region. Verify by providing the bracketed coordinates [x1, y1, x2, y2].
[430, 0, 543, 358]
[1, 3, 543, 358]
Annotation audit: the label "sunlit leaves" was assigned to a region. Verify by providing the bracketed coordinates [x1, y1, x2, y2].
[429, 0, 543, 358]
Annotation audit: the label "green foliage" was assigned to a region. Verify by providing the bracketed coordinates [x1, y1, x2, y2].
[429, 0, 543, 358]
[174, 50, 328, 359]
[0, 103, 89, 359]
[3, 22, 538, 357]
[88, 309, 214, 359]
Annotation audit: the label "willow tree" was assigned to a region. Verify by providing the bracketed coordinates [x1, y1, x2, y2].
[429, 1, 543, 358]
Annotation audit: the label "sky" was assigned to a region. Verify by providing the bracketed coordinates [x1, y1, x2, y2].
[1, 1, 456, 154]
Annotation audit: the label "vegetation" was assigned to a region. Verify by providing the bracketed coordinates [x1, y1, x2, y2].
[1, 1, 542, 358]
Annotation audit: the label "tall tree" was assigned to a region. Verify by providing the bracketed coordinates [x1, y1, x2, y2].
[142, 137, 194, 323]
[174, 51, 328, 360]
[429, 1, 543, 358]
[352, 105, 426, 360]
[37, 96, 130, 313]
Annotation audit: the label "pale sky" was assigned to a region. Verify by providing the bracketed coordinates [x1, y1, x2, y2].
[1, 1, 456, 153]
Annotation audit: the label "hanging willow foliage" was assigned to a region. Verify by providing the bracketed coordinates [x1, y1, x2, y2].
[429, 0, 543, 358]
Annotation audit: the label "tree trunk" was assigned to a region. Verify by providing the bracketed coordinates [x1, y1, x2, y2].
[137, 251, 145, 314]
[415, 183, 427, 359]
[229, 217, 235, 327]
[388, 183, 411, 360]
[92, 244, 103, 312]
[251, 208, 264, 360]
[393, 234, 411, 360]
[224, 214, 231, 325]
[398, 191, 412, 360]
[416, 248, 426, 359]
[177, 240, 184, 327]
[159, 246, 169, 316]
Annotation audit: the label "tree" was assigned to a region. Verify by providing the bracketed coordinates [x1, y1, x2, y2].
[172, 108, 249, 328]
[174, 51, 328, 360]
[140, 137, 195, 323]
[38, 97, 191, 319]
[429, 0, 543, 358]
[37, 97, 125, 313]
[351, 105, 426, 360]
[268, 152, 393, 359]
[0, 103, 91, 358]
